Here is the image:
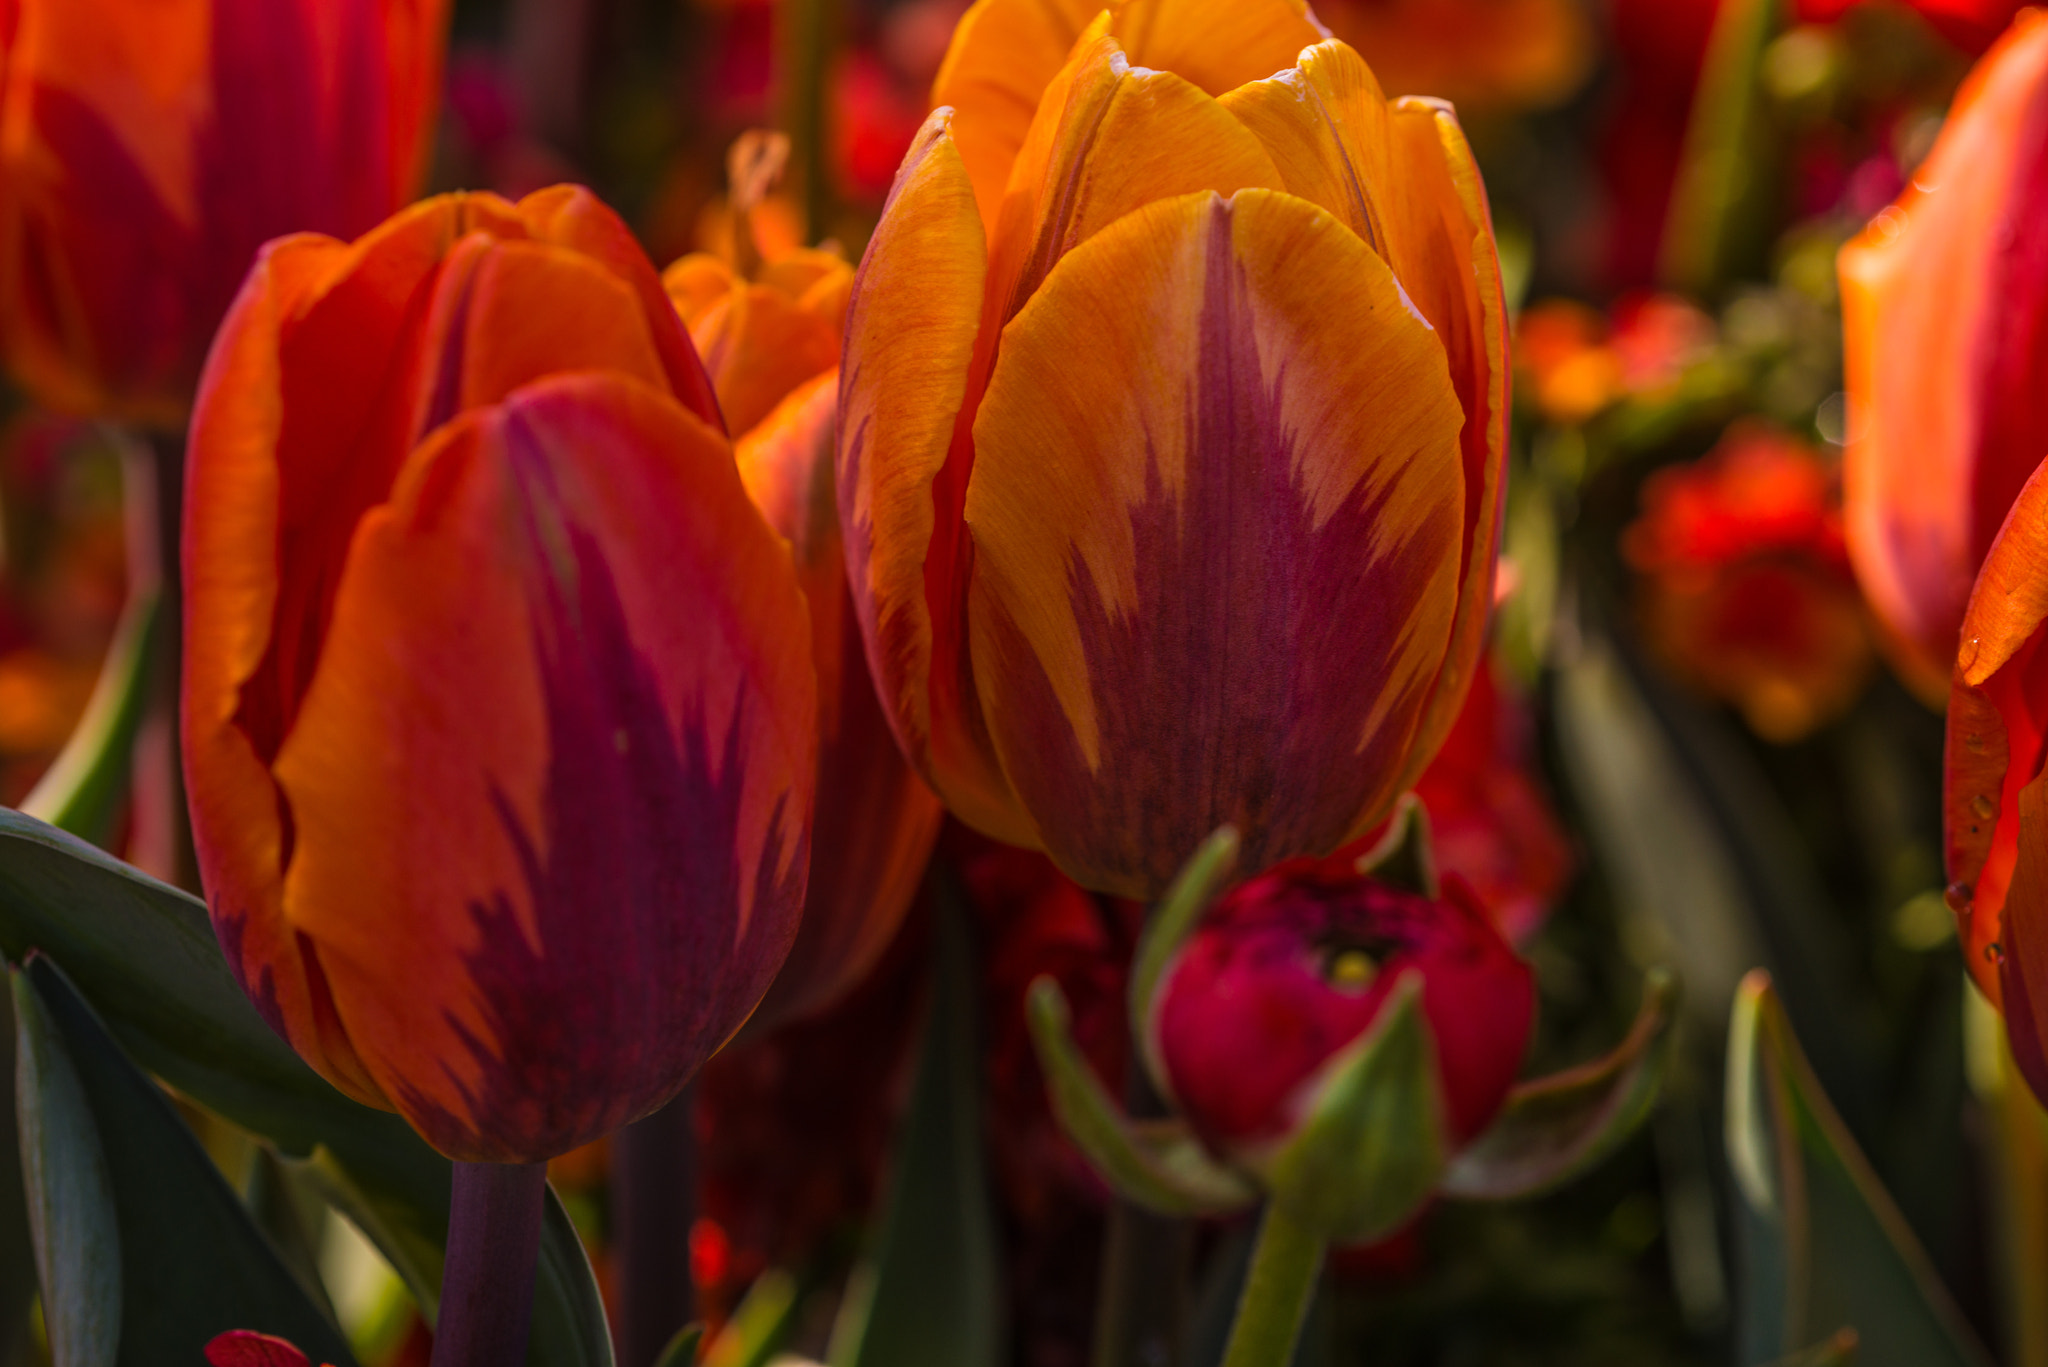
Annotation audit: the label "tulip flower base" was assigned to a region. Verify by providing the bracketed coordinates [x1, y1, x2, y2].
[432, 1161, 550, 1367]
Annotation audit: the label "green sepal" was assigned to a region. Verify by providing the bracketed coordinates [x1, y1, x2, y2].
[1027, 977, 1256, 1218]
[17, 587, 161, 847]
[653, 1324, 704, 1367]
[1259, 971, 1447, 1245]
[1352, 794, 1438, 900]
[1127, 826, 1241, 1095]
[1442, 967, 1679, 1200]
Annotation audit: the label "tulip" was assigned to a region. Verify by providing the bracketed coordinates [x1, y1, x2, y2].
[666, 138, 943, 1027]
[181, 186, 815, 1165]
[840, 0, 1508, 899]
[1622, 424, 1872, 742]
[1945, 457, 2048, 1047]
[1147, 862, 1533, 1167]
[1838, 9, 2048, 702]
[0, 0, 451, 423]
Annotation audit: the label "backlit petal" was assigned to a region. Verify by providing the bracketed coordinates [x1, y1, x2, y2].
[966, 189, 1464, 896]
[272, 374, 815, 1160]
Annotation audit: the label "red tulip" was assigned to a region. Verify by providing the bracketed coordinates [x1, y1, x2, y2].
[0, 0, 451, 423]
[1147, 861, 1533, 1159]
[1839, 10, 2048, 701]
[182, 188, 815, 1162]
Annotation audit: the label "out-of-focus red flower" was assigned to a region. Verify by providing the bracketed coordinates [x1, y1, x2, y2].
[1405, 658, 1574, 944]
[835, 49, 929, 205]
[1624, 426, 1872, 741]
[1840, 10, 2048, 703]
[205, 1332, 327, 1367]
[0, 0, 451, 424]
[1315, 0, 1593, 109]
[1148, 862, 1533, 1159]
[1599, 0, 1722, 288]
[183, 187, 816, 1162]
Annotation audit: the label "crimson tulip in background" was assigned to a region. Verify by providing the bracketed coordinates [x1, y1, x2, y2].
[839, 0, 1508, 899]
[181, 187, 817, 1162]
[0, 0, 449, 423]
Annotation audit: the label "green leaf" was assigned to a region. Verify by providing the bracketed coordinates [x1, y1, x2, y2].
[1657, 0, 1782, 292]
[1443, 968, 1679, 1200]
[655, 1324, 704, 1367]
[1127, 825, 1240, 1072]
[0, 810, 613, 1367]
[1027, 978, 1256, 1217]
[1261, 973, 1446, 1245]
[1726, 971, 1992, 1367]
[703, 1271, 798, 1367]
[13, 964, 120, 1367]
[829, 885, 1002, 1367]
[15, 955, 358, 1366]
[17, 588, 161, 847]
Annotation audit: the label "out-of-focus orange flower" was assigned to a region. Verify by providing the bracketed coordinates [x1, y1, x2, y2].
[841, 0, 1509, 898]
[1839, 10, 2048, 703]
[0, 0, 451, 424]
[182, 187, 816, 1163]
[1315, 0, 1593, 110]
[665, 136, 944, 1027]
[1946, 457, 2048, 1090]
[1515, 293, 1715, 426]
[1623, 425, 1872, 742]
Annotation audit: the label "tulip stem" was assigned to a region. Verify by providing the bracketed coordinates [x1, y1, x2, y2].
[612, 1086, 699, 1367]
[1091, 1065, 1192, 1367]
[431, 1160, 550, 1367]
[1218, 1203, 1326, 1367]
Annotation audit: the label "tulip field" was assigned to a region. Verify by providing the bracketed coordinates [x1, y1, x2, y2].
[0, 0, 2042, 1362]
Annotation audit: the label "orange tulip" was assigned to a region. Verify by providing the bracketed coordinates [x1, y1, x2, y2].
[664, 143, 944, 1026]
[182, 187, 815, 1162]
[839, 0, 1508, 898]
[1946, 457, 2048, 1032]
[1839, 9, 2048, 703]
[0, 0, 450, 424]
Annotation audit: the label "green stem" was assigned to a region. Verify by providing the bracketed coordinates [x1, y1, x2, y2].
[777, 0, 838, 239]
[1219, 1203, 1325, 1367]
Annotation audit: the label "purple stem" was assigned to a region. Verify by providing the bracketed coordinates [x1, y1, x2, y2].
[610, 1086, 699, 1367]
[431, 1161, 550, 1367]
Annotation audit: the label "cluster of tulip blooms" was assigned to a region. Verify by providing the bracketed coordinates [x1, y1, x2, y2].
[0, 0, 2045, 1362]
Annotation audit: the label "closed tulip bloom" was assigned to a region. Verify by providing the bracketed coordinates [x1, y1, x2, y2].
[0, 0, 450, 424]
[1147, 862, 1533, 1164]
[1839, 9, 2048, 702]
[182, 188, 815, 1162]
[1946, 458, 2048, 1043]
[666, 176, 943, 1026]
[840, 0, 1508, 898]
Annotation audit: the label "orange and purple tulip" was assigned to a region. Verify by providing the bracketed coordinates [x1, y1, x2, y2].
[666, 162, 944, 1027]
[1623, 425, 1872, 742]
[1839, 9, 2048, 703]
[1945, 457, 2048, 1045]
[839, 0, 1509, 899]
[1146, 861, 1533, 1162]
[0, 0, 450, 424]
[181, 187, 816, 1163]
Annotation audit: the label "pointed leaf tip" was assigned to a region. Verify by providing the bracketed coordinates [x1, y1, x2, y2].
[1129, 826, 1241, 1083]
[1354, 795, 1439, 899]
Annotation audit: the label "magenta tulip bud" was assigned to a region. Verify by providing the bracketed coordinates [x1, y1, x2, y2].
[1148, 862, 1535, 1163]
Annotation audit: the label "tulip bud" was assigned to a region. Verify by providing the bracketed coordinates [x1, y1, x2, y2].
[1839, 9, 2048, 702]
[839, 0, 1509, 898]
[182, 188, 816, 1162]
[0, 0, 451, 423]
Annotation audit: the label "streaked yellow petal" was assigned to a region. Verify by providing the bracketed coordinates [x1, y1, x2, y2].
[966, 188, 1464, 896]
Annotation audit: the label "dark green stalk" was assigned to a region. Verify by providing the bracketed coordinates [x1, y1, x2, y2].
[1218, 1203, 1325, 1367]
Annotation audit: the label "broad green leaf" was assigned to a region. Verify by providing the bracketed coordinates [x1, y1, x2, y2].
[0, 811, 612, 1367]
[829, 888, 1001, 1367]
[1727, 971, 1991, 1367]
[1444, 968, 1679, 1200]
[17, 588, 161, 847]
[16, 956, 356, 1366]
[13, 965, 120, 1367]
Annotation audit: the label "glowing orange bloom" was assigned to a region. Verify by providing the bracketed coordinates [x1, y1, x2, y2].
[1624, 426, 1871, 742]
[840, 0, 1508, 898]
[1946, 459, 2048, 1030]
[0, 0, 450, 424]
[1839, 10, 2048, 703]
[664, 148, 943, 1027]
[181, 188, 816, 1162]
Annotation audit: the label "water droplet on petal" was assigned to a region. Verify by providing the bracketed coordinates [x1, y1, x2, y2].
[1973, 794, 1998, 821]
[1947, 881, 1975, 916]
[1988, 942, 2007, 965]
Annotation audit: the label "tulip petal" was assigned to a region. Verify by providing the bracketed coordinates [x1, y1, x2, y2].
[270, 374, 816, 1160]
[2003, 771, 2048, 1104]
[966, 189, 1464, 895]
[1946, 455, 2048, 1001]
[841, 112, 1033, 844]
[687, 281, 842, 437]
[1108, 0, 1326, 97]
[1840, 10, 2048, 700]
